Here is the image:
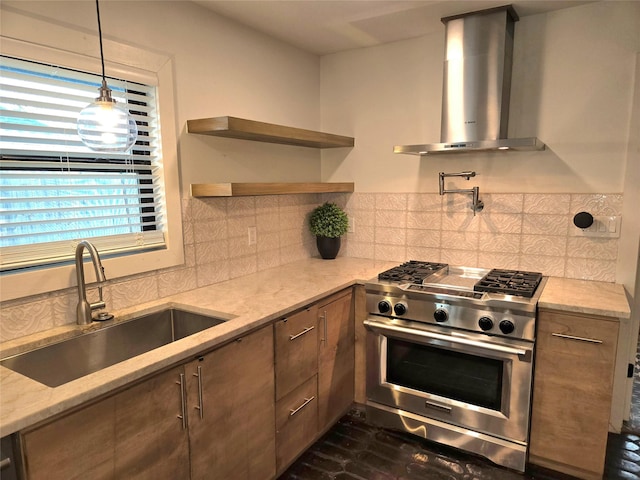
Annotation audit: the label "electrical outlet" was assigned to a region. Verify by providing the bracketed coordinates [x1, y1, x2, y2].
[248, 226, 257, 245]
[576, 215, 621, 238]
[348, 217, 355, 234]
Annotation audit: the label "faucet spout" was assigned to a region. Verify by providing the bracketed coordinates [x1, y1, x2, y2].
[438, 171, 484, 216]
[75, 240, 107, 325]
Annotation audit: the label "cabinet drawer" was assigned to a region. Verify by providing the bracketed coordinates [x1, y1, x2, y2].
[274, 306, 318, 400]
[275, 375, 318, 473]
[537, 310, 618, 356]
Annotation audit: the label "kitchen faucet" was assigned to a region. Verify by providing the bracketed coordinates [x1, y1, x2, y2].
[438, 171, 484, 215]
[75, 240, 108, 325]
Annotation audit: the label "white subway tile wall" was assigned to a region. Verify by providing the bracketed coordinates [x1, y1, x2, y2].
[0, 192, 623, 342]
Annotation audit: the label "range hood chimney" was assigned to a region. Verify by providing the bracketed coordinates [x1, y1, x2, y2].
[394, 5, 545, 155]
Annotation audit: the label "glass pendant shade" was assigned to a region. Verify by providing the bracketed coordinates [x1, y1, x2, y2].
[77, 80, 137, 152]
[77, 1, 138, 153]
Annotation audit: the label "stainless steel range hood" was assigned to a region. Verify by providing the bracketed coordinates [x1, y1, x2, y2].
[394, 5, 545, 155]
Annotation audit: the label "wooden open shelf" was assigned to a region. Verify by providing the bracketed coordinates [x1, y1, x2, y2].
[190, 182, 355, 197]
[186, 116, 354, 149]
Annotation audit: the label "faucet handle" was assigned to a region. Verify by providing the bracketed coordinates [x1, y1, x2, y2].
[90, 300, 106, 311]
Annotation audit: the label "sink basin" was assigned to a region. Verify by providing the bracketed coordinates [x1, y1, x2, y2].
[0, 308, 232, 387]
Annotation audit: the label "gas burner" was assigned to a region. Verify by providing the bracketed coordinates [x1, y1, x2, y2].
[378, 260, 448, 284]
[474, 269, 543, 298]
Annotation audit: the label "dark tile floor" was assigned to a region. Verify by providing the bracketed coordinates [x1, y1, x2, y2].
[279, 338, 640, 480]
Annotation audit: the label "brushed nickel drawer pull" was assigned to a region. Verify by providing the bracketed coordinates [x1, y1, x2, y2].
[176, 373, 187, 430]
[289, 396, 315, 416]
[289, 326, 315, 341]
[551, 333, 603, 344]
[193, 365, 204, 419]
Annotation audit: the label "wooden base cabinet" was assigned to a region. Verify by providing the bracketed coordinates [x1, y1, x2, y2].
[20, 326, 275, 480]
[529, 309, 619, 480]
[20, 289, 352, 480]
[274, 289, 355, 475]
[21, 365, 190, 480]
[274, 306, 319, 473]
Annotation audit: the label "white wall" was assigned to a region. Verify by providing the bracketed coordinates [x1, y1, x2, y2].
[0, 0, 327, 339]
[320, 1, 640, 194]
[1, 0, 324, 193]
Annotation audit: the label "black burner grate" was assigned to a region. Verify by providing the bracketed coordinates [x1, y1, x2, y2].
[474, 269, 543, 298]
[378, 260, 448, 284]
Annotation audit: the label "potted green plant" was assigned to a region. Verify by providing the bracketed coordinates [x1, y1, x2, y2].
[309, 202, 349, 259]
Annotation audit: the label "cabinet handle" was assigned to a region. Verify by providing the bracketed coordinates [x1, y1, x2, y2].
[289, 325, 315, 341]
[320, 310, 327, 343]
[551, 333, 603, 344]
[289, 396, 315, 417]
[176, 373, 187, 430]
[193, 365, 204, 419]
[1, 458, 11, 471]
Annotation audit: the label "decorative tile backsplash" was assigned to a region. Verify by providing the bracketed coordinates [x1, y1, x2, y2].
[344, 192, 622, 283]
[0, 191, 623, 343]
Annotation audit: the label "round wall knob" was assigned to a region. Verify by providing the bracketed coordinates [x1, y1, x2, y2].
[573, 211, 594, 229]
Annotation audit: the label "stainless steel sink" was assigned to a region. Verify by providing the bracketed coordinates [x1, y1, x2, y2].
[0, 308, 232, 387]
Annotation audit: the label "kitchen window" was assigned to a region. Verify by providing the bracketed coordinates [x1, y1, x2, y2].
[0, 35, 183, 301]
[0, 55, 166, 271]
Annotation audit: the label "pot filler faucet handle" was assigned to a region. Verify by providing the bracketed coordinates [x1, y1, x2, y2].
[75, 240, 109, 325]
[438, 171, 484, 216]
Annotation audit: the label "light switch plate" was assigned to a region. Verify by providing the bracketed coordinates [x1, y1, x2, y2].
[576, 215, 621, 238]
[248, 226, 257, 245]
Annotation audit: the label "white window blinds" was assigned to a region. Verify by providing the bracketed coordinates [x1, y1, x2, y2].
[0, 55, 166, 271]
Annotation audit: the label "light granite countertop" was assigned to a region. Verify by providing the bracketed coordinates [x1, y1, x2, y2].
[538, 276, 631, 319]
[0, 258, 631, 436]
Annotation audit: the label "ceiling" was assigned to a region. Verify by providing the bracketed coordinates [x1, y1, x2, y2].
[193, 0, 595, 55]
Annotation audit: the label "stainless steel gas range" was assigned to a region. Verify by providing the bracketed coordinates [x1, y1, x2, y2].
[364, 261, 547, 472]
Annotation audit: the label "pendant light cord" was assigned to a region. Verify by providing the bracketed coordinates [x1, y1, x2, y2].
[93, 0, 112, 102]
[96, 0, 105, 80]
[95, 0, 106, 81]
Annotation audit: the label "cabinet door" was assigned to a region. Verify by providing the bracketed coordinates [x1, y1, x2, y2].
[529, 309, 619, 480]
[114, 366, 190, 479]
[317, 290, 354, 432]
[21, 365, 189, 480]
[187, 325, 275, 480]
[22, 396, 116, 480]
[274, 305, 318, 400]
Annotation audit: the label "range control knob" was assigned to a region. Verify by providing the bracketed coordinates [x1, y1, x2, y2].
[393, 303, 407, 316]
[499, 320, 515, 335]
[434, 308, 448, 323]
[478, 316, 494, 331]
[378, 300, 391, 314]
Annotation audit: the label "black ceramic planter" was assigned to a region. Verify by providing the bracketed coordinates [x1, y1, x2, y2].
[316, 236, 341, 259]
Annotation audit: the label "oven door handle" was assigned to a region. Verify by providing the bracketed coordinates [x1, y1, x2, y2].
[365, 319, 530, 358]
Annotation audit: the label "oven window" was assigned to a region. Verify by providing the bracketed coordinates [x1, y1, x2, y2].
[386, 338, 503, 411]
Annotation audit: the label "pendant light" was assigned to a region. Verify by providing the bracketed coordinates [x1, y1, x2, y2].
[77, 0, 137, 152]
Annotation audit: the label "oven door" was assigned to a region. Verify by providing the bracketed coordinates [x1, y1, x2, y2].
[365, 316, 534, 443]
